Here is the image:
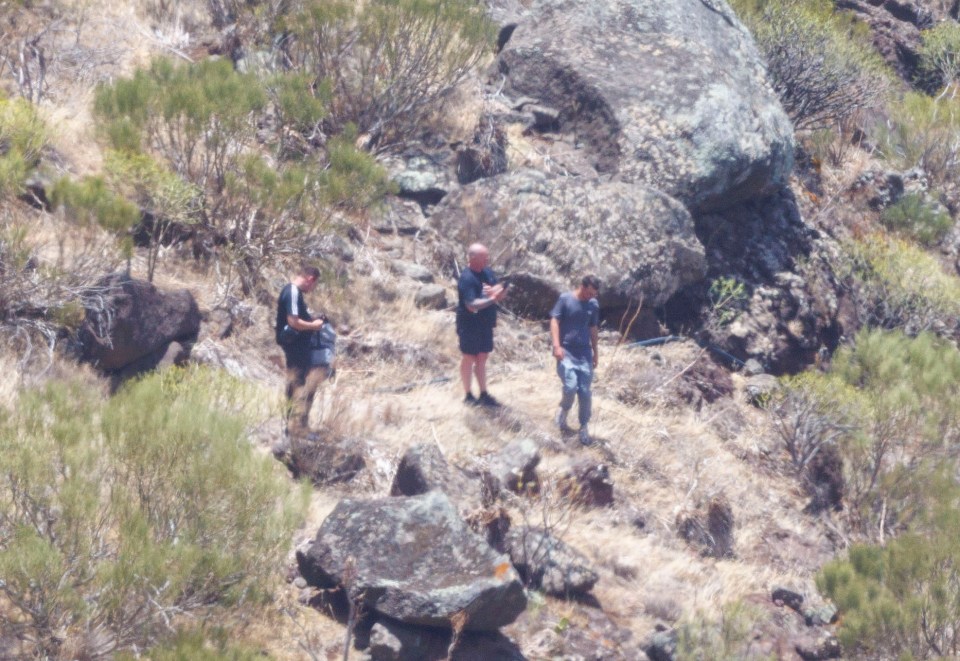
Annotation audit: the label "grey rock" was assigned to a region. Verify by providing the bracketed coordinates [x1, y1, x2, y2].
[390, 443, 485, 511]
[560, 459, 614, 508]
[486, 437, 540, 494]
[431, 169, 705, 316]
[414, 284, 448, 310]
[645, 626, 678, 661]
[373, 198, 427, 235]
[742, 358, 765, 376]
[505, 525, 599, 596]
[367, 619, 525, 661]
[391, 260, 435, 283]
[296, 491, 526, 630]
[745, 373, 780, 406]
[383, 149, 457, 203]
[497, 0, 793, 212]
[78, 273, 200, 374]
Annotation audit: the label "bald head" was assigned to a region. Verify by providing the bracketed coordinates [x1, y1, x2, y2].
[467, 243, 489, 272]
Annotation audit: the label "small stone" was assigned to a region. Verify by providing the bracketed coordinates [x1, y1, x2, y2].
[414, 284, 447, 310]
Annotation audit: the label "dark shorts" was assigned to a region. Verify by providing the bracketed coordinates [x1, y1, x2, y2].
[458, 325, 494, 355]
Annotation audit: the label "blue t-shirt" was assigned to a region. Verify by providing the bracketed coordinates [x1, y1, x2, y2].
[276, 283, 314, 352]
[550, 291, 599, 361]
[457, 267, 498, 332]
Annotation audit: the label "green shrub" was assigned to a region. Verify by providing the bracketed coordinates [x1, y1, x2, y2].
[880, 192, 953, 247]
[0, 95, 46, 198]
[730, 0, 888, 131]
[283, 0, 496, 149]
[117, 628, 267, 660]
[0, 368, 308, 659]
[919, 21, 960, 92]
[104, 150, 202, 282]
[778, 329, 960, 537]
[877, 92, 960, 185]
[674, 601, 763, 660]
[318, 126, 396, 208]
[50, 175, 141, 262]
[841, 233, 960, 335]
[818, 469, 960, 659]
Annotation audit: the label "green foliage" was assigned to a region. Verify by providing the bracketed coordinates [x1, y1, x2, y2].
[266, 71, 331, 148]
[779, 329, 960, 537]
[730, 0, 888, 131]
[919, 22, 960, 92]
[841, 233, 960, 335]
[94, 57, 266, 194]
[319, 126, 396, 208]
[880, 192, 953, 247]
[0, 95, 46, 198]
[50, 175, 141, 260]
[707, 276, 748, 326]
[877, 92, 960, 185]
[818, 470, 960, 659]
[0, 368, 308, 659]
[104, 150, 201, 281]
[283, 0, 496, 148]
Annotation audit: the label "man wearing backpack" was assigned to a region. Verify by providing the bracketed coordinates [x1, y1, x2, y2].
[276, 264, 329, 439]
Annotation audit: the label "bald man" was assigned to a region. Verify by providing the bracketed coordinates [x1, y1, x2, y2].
[456, 243, 508, 407]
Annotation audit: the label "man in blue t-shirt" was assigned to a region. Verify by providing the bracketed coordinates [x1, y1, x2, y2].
[457, 243, 508, 407]
[550, 275, 601, 445]
[276, 264, 329, 439]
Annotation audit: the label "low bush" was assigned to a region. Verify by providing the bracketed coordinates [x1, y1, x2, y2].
[918, 21, 960, 92]
[777, 329, 960, 537]
[0, 368, 309, 659]
[0, 94, 46, 198]
[840, 233, 960, 335]
[877, 92, 960, 185]
[879, 192, 953, 247]
[818, 469, 960, 659]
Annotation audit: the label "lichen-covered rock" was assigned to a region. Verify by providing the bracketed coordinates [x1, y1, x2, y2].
[431, 169, 705, 316]
[485, 437, 540, 494]
[77, 273, 200, 373]
[365, 619, 525, 661]
[414, 284, 448, 310]
[389, 443, 485, 511]
[496, 0, 794, 212]
[297, 491, 526, 631]
[505, 526, 598, 596]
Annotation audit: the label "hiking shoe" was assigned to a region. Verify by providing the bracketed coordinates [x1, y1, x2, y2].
[477, 392, 502, 408]
[464, 392, 479, 406]
[555, 407, 572, 432]
[579, 427, 593, 446]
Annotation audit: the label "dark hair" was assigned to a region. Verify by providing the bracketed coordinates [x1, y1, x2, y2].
[299, 264, 321, 279]
[581, 274, 601, 291]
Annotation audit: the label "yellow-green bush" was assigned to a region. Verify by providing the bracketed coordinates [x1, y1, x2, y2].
[879, 192, 953, 248]
[0, 95, 46, 198]
[841, 233, 960, 335]
[0, 368, 308, 659]
[877, 92, 960, 184]
[818, 469, 960, 659]
[778, 328, 960, 537]
[919, 21, 960, 92]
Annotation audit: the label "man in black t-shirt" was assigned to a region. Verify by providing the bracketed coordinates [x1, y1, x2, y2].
[457, 243, 508, 407]
[276, 264, 328, 438]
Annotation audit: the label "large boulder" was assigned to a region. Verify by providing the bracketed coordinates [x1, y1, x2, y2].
[296, 491, 526, 631]
[431, 169, 706, 316]
[77, 273, 200, 373]
[496, 0, 794, 213]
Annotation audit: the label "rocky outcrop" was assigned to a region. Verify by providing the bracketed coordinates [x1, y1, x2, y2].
[496, 0, 794, 213]
[431, 169, 706, 316]
[389, 443, 487, 511]
[365, 619, 525, 661]
[77, 273, 200, 374]
[296, 491, 526, 631]
[505, 526, 599, 596]
[835, 0, 934, 85]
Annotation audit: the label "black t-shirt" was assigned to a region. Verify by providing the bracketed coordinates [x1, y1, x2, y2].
[457, 267, 498, 332]
[276, 283, 313, 351]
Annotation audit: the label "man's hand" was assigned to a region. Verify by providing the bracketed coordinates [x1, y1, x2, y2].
[553, 345, 564, 360]
[483, 283, 507, 302]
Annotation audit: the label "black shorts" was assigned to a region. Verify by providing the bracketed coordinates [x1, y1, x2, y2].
[458, 325, 494, 355]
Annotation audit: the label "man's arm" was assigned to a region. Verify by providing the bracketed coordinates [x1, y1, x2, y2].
[590, 325, 599, 368]
[550, 317, 564, 360]
[466, 283, 506, 313]
[287, 314, 324, 331]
